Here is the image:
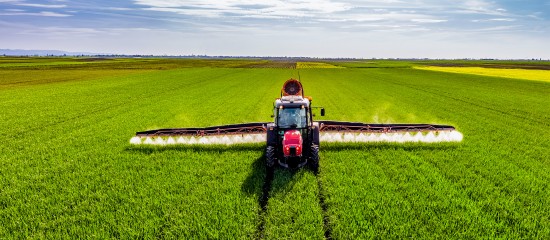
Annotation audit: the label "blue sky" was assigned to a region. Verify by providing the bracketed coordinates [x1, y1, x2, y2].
[1, 0, 549, 58]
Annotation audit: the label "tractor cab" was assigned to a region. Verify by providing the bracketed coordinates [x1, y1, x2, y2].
[277, 107, 306, 128]
[274, 98, 310, 129]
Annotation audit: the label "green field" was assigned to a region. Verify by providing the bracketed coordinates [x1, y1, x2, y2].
[1, 57, 549, 238]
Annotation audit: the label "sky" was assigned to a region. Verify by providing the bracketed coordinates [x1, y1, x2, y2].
[1, 0, 549, 58]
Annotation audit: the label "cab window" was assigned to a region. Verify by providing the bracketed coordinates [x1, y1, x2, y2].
[277, 107, 306, 128]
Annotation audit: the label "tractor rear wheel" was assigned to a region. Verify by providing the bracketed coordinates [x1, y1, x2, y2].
[266, 146, 276, 169]
[309, 144, 319, 173]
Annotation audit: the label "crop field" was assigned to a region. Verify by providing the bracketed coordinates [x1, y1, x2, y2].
[1, 57, 549, 238]
[296, 62, 343, 69]
[415, 66, 550, 82]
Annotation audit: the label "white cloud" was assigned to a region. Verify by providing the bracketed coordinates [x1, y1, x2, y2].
[39, 11, 70, 17]
[464, 0, 493, 10]
[340, 23, 430, 33]
[17, 26, 164, 37]
[324, 11, 447, 24]
[15, 3, 67, 8]
[411, 19, 447, 23]
[472, 25, 522, 32]
[131, 0, 530, 41]
[105, 7, 134, 11]
[135, 0, 352, 18]
[527, 14, 544, 20]
[488, 18, 515, 22]
[19, 27, 103, 35]
[456, 0, 508, 15]
[0, 11, 71, 17]
[134, 0, 507, 27]
[472, 18, 516, 22]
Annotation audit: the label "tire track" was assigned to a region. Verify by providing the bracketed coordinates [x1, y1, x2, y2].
[255, 167, 273, 239]
[316, 171, 332, 239]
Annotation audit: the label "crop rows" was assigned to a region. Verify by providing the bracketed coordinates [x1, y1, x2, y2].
[0, 65, 286, 238]
[1, 58, 549, 238]
[241, 61, 297, 69]
[296, 62, 343, 69]
[304, 68, 550, 238]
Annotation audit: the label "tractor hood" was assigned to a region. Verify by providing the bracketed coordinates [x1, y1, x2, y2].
[283, 130, 303, 157]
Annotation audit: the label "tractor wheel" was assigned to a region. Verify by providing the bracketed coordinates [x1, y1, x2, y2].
[309, 144, 319, 173]
[265, 146, 276, 169]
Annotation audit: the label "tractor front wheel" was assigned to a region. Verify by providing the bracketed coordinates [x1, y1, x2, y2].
[266, 146, 276, 169]
[309, 144, 319, 173]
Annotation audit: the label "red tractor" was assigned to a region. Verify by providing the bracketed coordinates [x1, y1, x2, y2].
[131, 79, 462, 171]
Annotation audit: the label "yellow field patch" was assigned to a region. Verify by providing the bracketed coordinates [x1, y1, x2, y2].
[296, 62, 344, 69]
[415, 66, 550, 83]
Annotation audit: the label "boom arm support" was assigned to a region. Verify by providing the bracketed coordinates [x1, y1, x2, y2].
[135, 122, 268, 137]
[131, 122, 269, 145]
[318, 121, 456, 133]
[317, 121, 462, 143]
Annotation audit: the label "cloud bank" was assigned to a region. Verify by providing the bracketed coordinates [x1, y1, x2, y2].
[0, 0, 548, 58]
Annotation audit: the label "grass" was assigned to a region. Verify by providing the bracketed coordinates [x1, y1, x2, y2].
[0, 58, 549, 238]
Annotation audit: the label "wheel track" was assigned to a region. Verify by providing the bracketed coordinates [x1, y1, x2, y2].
[316, 171, 332, 239]
[255, 167, 273, 239]
[254, 167, 332, 239]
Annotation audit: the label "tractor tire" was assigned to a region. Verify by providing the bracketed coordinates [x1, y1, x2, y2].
[311, 124, 320, 146]
[309, 144, 319, 173]
[265, 146, 276, 169]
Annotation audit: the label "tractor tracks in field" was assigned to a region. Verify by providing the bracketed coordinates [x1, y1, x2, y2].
[316, 172, 333, 239]
[255, 168, 273, 239]
[254, 168, 333, 240]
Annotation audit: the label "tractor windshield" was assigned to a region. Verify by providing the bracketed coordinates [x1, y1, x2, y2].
[278, 107, 307, 128]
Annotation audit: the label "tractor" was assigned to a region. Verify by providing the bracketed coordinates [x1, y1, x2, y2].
[265, 79, 323, 170]
[130, 79, 462, 170]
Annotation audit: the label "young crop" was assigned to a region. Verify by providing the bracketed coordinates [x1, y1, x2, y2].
[0, 63, 286, 238]
[263, 169, 325, 239]
[306, 67, 550, 238]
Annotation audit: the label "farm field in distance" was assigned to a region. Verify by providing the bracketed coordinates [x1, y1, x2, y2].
[0, 57, 549, 238]
[415, 66, 550, 82]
